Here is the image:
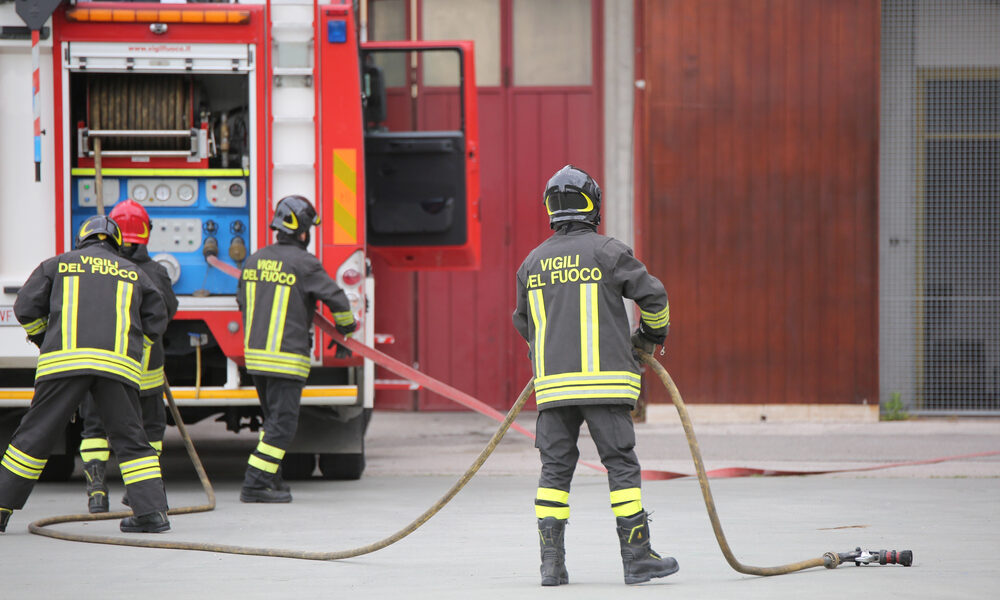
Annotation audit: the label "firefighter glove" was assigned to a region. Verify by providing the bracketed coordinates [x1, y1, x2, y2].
[27, 333, 45, 348]
[631, 323, 664, 355]
[336, 321, 358, 336]
[328, 340, 352, 359]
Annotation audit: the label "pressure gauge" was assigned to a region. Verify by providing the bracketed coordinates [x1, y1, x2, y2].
[177, 184, 195, 203]
[132, 185, 149, 203]
[154, 184, 171, 202]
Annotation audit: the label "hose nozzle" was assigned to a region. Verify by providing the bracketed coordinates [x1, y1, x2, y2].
[837, 547, 913, 567]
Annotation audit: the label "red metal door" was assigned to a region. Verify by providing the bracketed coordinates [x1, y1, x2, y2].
[368, 0, 604, 410]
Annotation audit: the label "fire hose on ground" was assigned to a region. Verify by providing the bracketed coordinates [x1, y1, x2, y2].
[27, 306, 914, 572]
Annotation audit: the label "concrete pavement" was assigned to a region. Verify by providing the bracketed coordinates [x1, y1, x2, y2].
[1, 412, 998, 599]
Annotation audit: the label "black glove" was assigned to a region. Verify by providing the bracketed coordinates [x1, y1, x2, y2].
[631, 323, 665, 356]
[327, 320, 355, 358]
[27, 333, 45, 348]
[630, 330, 657, 355]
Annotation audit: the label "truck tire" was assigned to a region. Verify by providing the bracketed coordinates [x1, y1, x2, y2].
[39, 454, 76, 482]
[318, 451, 365, 480]
[281, 453, 316, 480]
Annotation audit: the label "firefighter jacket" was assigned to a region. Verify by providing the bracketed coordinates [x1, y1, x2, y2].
[513, 225, 669, 410]
[126, 245, 179, 394]
[14, 241, 169, 389]
[237, 240, 355, 381]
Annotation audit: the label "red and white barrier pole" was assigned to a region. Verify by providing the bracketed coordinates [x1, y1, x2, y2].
[32, 28, 41, 182]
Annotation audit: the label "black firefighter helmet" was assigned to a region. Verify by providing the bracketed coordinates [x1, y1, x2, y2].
[270, 195, 321, 236]
[76, 215, 123, 250]
[543, 165, 602, 229]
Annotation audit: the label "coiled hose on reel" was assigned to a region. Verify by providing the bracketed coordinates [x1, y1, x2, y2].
[28, 349, 907, 573]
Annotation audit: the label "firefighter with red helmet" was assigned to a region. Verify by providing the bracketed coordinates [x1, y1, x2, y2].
[237, 195, 357, 503]
[77, 200, 179, 513]
[512, 165, 678, 585]
[1, 216, 170, 534]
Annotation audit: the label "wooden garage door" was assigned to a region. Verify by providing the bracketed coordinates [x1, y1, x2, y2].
[637, 0, 879, 406]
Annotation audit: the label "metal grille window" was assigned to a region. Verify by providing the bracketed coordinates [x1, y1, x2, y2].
[881, 1, 1000, 415]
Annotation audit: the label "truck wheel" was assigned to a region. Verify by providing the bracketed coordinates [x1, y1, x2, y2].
[39, 454, 76, 482]
[318, 452, 365, 480]
[281, 453, 316, 480]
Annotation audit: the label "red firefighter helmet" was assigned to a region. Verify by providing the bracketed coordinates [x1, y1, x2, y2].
[109, 199, 152, 245]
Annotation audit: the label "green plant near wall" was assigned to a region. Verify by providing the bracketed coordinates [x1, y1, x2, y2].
[882, 392, 909, 421]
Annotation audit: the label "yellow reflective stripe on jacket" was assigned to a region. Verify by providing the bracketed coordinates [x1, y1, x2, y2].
[119, 455, 161, 485]
[579, 283, 599, 372]
[62, 275, 79, 349]
[36, 348, 142, 384]
[139, 366, 165, 391]
[244, 280, 256, 346]
[528, 289, 547, 377]
[140, 341, 153, 374]
[114, 280, 134, 355]
[640, 305, 670, 328]
[244, 348, 311, 379]
[150, 440, 163, 456]
[534, 371, 641, 390]
[533, 371, 642, 406]
[22, 317, 48, 336]
[333, 311, 355, 326]
[267, 285, 290, 352]
[1, 444, 47, 480]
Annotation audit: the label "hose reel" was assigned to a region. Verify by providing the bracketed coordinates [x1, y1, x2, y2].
[78, 74, 206, 159]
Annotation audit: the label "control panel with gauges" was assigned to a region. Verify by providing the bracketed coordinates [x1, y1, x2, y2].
[71, 173, 251, 296]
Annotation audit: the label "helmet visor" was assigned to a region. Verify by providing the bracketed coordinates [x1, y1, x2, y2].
[545, 191, 594, 215]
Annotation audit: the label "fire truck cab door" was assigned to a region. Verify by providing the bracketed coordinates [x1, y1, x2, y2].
[361, 41, 480, 270]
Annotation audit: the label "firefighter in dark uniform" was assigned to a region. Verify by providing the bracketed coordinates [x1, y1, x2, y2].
[0, 216, 170, 534]
[513, 165, 678, 585]
[237, 195, 356, 503]
[78, 200, 179, 513]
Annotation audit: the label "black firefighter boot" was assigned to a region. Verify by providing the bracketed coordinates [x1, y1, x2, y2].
[0, 507, 12, 533]
[240, 471, 292, 503]
[538, 517, 569, 586]
[615, 511, 679, 584]
[83, 460, 110, 514]
[120, 511, 170, 533]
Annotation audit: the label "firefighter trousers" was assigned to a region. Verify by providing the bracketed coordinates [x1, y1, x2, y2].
[243, 375, 304, 488]
[534, 404, 642, 519]
[80, 390, 166, 458]
[0, 376, 167, 515]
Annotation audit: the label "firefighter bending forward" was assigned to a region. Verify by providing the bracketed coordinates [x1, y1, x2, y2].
[512, 165, 678, 585]
[78, 200, 179, 513]
[237, 195, 357, 503]
[1, 216, 170, 534]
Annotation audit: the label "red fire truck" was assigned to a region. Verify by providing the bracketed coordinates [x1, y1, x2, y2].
[0, 0, 480, 480]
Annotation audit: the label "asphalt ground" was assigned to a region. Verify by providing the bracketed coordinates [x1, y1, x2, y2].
[2, 411, 999, 599]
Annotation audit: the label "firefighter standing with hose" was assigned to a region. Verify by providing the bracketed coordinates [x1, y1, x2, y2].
[78, 200, 179, 513]
[513, 165, 677, 586]
[0, 216, 171, 534]
[237, 195, 356, 503]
